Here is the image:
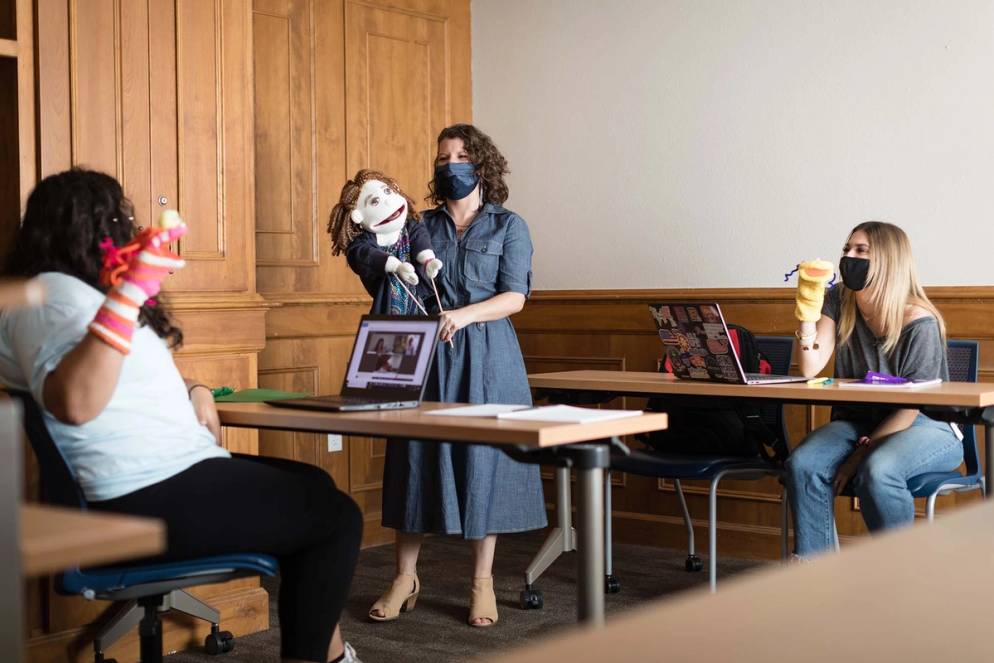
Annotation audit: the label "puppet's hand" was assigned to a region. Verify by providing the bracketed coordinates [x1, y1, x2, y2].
[395, 261, 419, 286]
[425, 258, 443, 280]
[794, 259, 833, 322]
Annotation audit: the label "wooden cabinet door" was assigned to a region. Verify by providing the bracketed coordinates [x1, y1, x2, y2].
[41, 0, 254, 295]
[344, 0, 450, 202]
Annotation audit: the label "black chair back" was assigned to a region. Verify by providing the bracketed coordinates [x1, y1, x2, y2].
[7, 391, 88, 509]
[946, 340, 980, 477]
[755, 336, 794, 450]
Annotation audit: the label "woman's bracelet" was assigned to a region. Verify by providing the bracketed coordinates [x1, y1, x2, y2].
[794, 329, 819, 351]
[187, 383, 211, 399]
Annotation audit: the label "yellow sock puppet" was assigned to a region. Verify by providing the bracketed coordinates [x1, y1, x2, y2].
[794, 259, 834, 322]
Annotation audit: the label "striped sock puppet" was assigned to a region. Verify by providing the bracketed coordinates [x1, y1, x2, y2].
[89, 211, 187, 354]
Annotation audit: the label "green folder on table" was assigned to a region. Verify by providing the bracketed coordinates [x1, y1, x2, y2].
[214, 388, 310, 403]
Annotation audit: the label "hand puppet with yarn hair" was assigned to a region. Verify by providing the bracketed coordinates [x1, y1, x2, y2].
[794, 259, 834, 322]
[328, 169, 442, 316]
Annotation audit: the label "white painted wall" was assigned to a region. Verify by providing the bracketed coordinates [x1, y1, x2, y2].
[471, 0, 994, 289]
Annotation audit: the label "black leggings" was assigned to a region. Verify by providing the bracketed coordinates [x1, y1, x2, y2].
[91, 454, 362, 662]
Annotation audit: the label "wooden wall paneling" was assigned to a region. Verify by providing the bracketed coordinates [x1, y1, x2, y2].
[173, 351, 261, 455]
[517, 287, 994, 559]
[0, 56, 18, 255]
[253, 0, 319, 267]
[349, 435, 392, 546]
[35, 0, 71, 176]
[118, 0, 152, 225]
[257, 336, 352, 486]
[147, 0, 179, 232]
[70, 0, 120, 177]
[344, 0, 447, 204]
[255, 0, 350, 295]
[14, 0, 34, 204]
[166, 0, 254, 294]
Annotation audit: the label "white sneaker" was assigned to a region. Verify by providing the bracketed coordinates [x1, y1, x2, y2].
[342, 642, 363, 663]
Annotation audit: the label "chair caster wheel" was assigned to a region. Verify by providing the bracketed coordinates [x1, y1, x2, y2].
[605, 574, 621, 594]
[520, 587, 544, 609]
[685, 555, 703, 572]
[205, 629, 235, 655]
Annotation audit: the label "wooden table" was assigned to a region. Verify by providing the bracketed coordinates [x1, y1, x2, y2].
[523, 370, 994, 595]
[529, 370, 994, 483]
[217, 400, 668, 624]
[478, 496, 994, 663]
[20, 504, 165, 577]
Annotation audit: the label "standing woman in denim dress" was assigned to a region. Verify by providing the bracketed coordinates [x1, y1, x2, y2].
[370, 124, 546, 628]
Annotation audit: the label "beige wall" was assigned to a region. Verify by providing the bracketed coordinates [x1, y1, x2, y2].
[472, 0, 994, 289]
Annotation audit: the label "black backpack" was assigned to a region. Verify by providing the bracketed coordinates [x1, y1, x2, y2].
[638, 324, 789, 464]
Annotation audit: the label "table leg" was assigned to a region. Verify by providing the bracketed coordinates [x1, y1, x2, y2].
[570, 443, 609, 625]
[523, 467, 575, 588]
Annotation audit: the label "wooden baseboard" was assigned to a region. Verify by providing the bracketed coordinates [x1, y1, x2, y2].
[26, 587, 269, 663]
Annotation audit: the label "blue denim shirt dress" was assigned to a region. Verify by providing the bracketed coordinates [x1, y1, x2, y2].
[381, 203, 548, 539]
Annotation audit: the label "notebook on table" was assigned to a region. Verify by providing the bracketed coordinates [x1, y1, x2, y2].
[267, 314, 440, 412]
[648, 302, 808, 385]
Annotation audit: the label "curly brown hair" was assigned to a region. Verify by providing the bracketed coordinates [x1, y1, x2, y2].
[327, 169, 421, 256]
[427, 124, 509, 206]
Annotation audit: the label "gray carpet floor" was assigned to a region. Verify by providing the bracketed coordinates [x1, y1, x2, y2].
[166, 530, 764, 663]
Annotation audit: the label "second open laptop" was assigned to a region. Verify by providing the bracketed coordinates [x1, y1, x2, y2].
[267, 314, 440, 412]
[648, 303, 807, 385]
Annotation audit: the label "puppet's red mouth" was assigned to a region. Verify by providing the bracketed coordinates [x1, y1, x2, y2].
[375, 204, 405, 226]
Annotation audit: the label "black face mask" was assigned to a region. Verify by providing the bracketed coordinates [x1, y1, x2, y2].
[840, 257, 870, 291]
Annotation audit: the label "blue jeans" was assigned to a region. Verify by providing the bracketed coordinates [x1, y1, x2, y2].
[785, 414, 962, 556]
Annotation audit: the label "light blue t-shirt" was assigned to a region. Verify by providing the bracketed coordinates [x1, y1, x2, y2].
[0, 272, 229, 501]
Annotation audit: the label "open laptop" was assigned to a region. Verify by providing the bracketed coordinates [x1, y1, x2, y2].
[648, 303, 807, 385]
[267, 314, 440, 412]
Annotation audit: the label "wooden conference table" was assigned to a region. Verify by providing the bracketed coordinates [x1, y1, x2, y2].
[480, 491, 994, 663]
[216, 400, 668, 624]
[528, 370, 994, 479]
[522, 370, 994, 592]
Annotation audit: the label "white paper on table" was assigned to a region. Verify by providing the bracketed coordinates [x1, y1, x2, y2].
[424, 404, 532, 417]
[496, 404, 643, 424]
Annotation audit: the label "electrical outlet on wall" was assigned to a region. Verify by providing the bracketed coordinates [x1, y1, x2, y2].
[327, 434, 343, 453]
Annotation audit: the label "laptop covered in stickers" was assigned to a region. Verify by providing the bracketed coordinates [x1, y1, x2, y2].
[648, 303, 807, 385]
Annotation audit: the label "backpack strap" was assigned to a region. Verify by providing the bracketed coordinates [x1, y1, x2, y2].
[737, 404, 789, 464]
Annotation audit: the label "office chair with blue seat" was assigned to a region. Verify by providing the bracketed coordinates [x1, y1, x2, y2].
[9, 391, 278, 663]
[831, 339, 983, 549]
[609, 335, 795, 592]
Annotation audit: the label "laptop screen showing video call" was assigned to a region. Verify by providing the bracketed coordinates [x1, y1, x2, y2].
[344, 317, 438, 396]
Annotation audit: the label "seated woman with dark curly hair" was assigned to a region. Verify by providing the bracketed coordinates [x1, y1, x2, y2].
[0, 168, 363, 663]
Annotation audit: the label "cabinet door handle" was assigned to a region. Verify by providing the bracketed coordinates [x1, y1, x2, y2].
[157, 195, 169, 206]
